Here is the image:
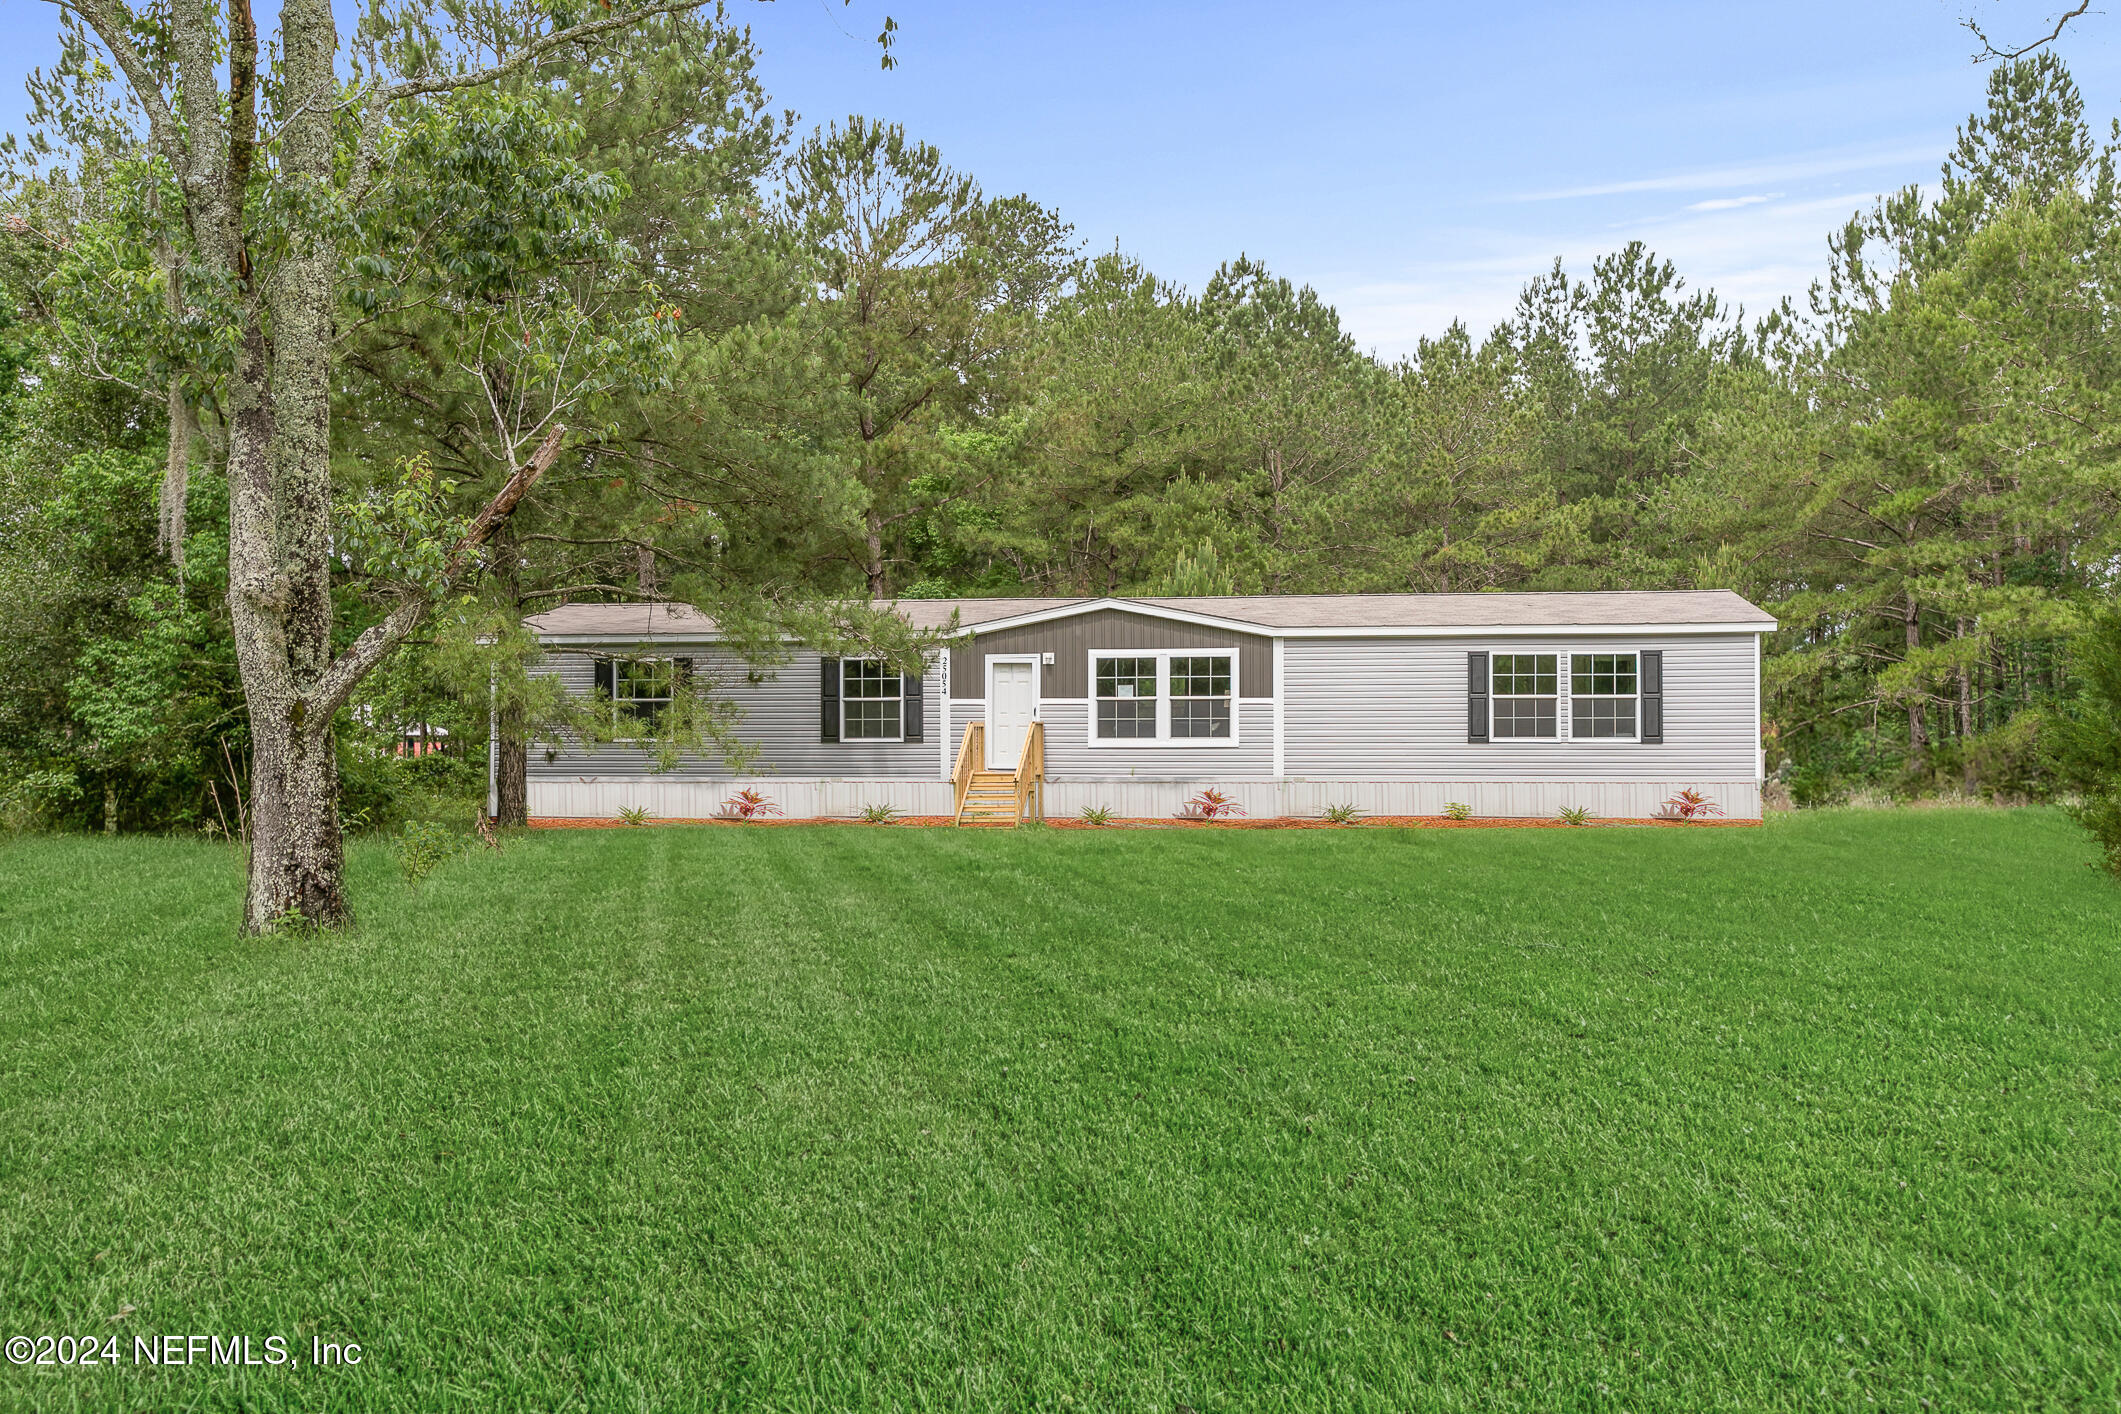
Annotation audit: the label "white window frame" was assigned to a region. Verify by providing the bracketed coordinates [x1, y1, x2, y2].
[1489, 651, 1561, 743]
[1485, 648, 1645, 745]
[840, 657, 905, 744]
[1085, 649, 1240, 748]
[1568, 650, 1641, 743]
[612, 657, 677, 742]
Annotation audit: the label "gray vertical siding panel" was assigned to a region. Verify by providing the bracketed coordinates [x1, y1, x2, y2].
[952, 609, 1273, 697]
[1280, 634, 1759, 781]
[530, 647, 943, 780]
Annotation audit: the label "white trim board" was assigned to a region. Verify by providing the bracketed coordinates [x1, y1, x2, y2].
[1272, 637, 1286, 777]
[936, 596, 1776, 640]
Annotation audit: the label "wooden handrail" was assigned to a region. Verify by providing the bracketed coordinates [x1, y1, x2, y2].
[952, 721, 982, 822]
[1014, 719, 1045, 824]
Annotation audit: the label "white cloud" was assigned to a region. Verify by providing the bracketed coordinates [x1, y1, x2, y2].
[1686, 193, 1783, 212]
[1512, 144, 1938, 201]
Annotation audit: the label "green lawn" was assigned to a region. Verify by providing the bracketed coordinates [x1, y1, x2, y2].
[0, 812, 2116, 1412]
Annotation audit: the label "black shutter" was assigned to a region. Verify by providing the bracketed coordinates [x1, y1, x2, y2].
[901, 671, 924, 742]
[593, 658, 616, 700]
[672, 657, 694, 687]
[820, 657, 840, 742]
[1640, 650, 1663, 744]
[1467, 651, 1489, 743]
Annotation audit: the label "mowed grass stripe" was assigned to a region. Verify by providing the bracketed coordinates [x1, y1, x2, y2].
[0, 810, 2115, 1411]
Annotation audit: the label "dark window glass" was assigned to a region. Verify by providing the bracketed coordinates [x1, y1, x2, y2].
[1491, 654, 1558, 738]
[1096, 657, 1158, 739]
[1571, 653, 1638, 697]
[615, 659, 675, 731]
[1169, 656, 1230, 698]
[1171, 698, 1231, 738]
[1569, 653, 1638, 738]
[1492, 697, 1558, 739]
[1492, 654, 1558, 696]
[1170, 655, 1232, 739]
[841, 660, 902, 740]
[1572, 697, 1637, 738]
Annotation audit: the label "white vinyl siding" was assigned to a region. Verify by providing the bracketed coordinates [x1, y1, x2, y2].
[1281, 634, 1758, 780]
[1042, 699, 1273, 777]
[530, 648, 940, 779]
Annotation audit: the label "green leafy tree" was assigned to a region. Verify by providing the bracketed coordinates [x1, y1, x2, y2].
[12, 0, 783, 930]
[786, 116, 1075, 595]
[1778, 56, 2121, 781]
[1193, 255, 1382, 590]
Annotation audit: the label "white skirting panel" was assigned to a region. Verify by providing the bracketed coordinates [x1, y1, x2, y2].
[529, 778, 954, 820]
[1041, 779, 1759, 821]
[533, 777, 1760, 821]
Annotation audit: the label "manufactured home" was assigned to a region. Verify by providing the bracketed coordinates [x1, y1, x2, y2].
[521, 591, 1776, 822]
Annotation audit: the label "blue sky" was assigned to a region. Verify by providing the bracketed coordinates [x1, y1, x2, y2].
[7, 1, 2120, 357]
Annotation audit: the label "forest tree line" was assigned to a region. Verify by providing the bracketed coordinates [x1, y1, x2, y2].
[2, 16, 2118, 841]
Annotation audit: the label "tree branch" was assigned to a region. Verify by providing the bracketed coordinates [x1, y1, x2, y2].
[1965, 1, 2092, 60]
[373, 2, 713, 103]
[305, 424, 567, 723]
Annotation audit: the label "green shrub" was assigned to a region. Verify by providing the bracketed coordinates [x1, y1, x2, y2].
[2068, 790, 2121, 877]
[337, 744, 482, 836]
[1441, 801, 1472, 821]
[1320, 802, 1366, 825]
[1966, 711, 2051, 800]
[2052, 607, 2121, 877]
[857, 803, 903, 824]
[1, 768, 82, 834]
[1078, 806, 1115, 826]
[394, 820, 465, 881]
[1557, 805, 1595, 827]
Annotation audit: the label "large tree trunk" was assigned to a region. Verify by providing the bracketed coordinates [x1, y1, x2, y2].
[78, 0, 585, 933]
[865, 507, 886, 597]
[496, 706, 528, 827]
[1904, 593, 1929, 754]
[494, 524, 528, 828]
[228, 0, 350, 933]
[1958, 620, 1977, 794]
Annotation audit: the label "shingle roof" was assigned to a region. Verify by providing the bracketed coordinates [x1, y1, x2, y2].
[1125, 590, 1775, 629]
[521, 601, 717, 637]
[525, 590, 1773, 639]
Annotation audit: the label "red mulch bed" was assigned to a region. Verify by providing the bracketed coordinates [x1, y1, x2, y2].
[528, 815, 1758, 831]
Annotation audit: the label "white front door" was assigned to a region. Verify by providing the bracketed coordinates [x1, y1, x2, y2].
[987, 661, 1035, 769]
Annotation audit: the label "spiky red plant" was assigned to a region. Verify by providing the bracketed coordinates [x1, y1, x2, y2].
[720, 788, 784, 820]
[1179, 788, 1247, 820]
[1663, 788, 1725, 819]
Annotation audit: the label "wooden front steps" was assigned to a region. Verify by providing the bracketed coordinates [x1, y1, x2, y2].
[951, 721, 1045, 826]
[957, 770, 1023, 827]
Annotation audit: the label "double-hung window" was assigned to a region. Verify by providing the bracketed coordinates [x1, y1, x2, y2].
[841, 659, 903, 741]
[1095, 657, 1158, 739]
[614, 659, 675, 734]
[1169, 656, 1232, 738]
[1570, 653, 1639, 739]
[1490, 654, 1558, 739]
[1091, 651, 1237, 744]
